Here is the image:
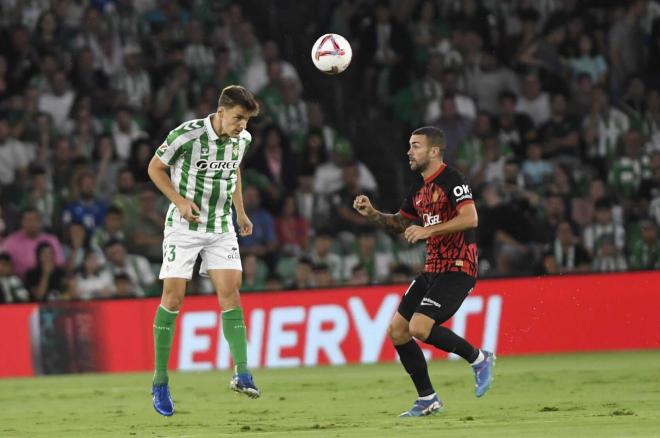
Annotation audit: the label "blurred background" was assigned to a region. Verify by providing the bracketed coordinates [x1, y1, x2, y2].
[1, 0, 660, 304]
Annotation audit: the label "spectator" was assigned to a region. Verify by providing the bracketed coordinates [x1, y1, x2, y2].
[313, 139, 378, 196]
[628, 219, 660, 270]
[308, 230, 343, 283]
[111, 167, 139, 222]
[608, 130, 651, 199]
[37, 69, 75, 131]
[0, 112, 32, 188]
[0, 208, 64, 279]
[539, 92, 580, 162]
[312, 263, 334, 288]
[112, 272, 138, 299]
[126, 188, 164, 263]
[521, 142, 554, 188]
[240, 254, 268, 292]
[432, 93, 473, 164]
[591, 235, 628, 272]
[112, 43, 151, 112]
[75, 250, 114, 300]
[110, 106, 147, 160]
[61, 170, 107, 237]
[342, 230, 392, 284]
[274, 195, 309, 257]
[329, 161, 377, 236]
[516, 71, 551, 127]
[543, 221, 591, 274]
[467, 52, 519, 115]
[293, 256, 314, 290]
[496, 90, 535, 159]
[583, 200, 626, 256]
[238, 186, 278, 266]
[25, 242, 67, 301]
[568, 34, 607, 84]
[62, 222, 87, 274]
[609, 1, 645, 96]
[90, 205, 126, 255]
[103, 239, 154, 297]
[93, 134, 122, 200]
[0, 252, 29, 303]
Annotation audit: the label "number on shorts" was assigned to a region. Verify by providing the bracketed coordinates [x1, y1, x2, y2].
[165, 244, 176, 262]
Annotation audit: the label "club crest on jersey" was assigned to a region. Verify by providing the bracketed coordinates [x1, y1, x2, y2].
[423, 213, 441, 227]
[195, 160, 240, 170]
[453, 184, 472, 201]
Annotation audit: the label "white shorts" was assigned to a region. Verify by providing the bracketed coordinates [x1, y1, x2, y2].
[159, 227, 242, 280]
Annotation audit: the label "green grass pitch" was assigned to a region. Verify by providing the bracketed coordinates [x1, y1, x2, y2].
[1, 351, 659, 437]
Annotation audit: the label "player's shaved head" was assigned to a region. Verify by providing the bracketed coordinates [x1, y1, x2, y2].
[411, 126, 446, 156]
[218, 85, 260, 115]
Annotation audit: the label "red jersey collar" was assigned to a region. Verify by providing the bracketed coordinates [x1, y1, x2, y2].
[423, 163, 447, 184]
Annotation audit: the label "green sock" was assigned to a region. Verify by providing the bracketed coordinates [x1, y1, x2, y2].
[153, 305, 179, 385]
[222, 307, 248, 374]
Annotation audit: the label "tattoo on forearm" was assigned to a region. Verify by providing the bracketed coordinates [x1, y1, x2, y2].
[369, 212, 410, 234]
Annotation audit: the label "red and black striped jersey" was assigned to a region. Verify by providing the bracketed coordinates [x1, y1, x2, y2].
[399, 163, 478, 277]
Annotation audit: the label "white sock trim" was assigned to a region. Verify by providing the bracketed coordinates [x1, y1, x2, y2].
[159, 304, 180, 314]
[419, 393, 436, 401]
[222, 307, 240, 313]
[470, 349, 485, 365]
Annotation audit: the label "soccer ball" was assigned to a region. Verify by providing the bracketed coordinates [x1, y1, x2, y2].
[311, 33, 352, 74]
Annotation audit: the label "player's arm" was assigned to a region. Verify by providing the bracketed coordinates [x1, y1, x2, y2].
[404, 202, 478, 243]
[353, 195, 413, 234]
[232, 167, 253, 236]
[147, 155, 200, 223]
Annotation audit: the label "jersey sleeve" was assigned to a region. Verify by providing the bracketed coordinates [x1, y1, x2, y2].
[398, 183, 419, 220]
[448, 173, 475, 210]
[155, 129, 188, 166]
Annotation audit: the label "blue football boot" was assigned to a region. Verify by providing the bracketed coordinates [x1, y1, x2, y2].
[152, 384, 174, 416]
[230, 372, 261, 398]
[472, 350, 496, 397]
[399, 394, 444, 417]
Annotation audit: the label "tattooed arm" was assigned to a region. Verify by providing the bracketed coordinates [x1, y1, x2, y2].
[353, 195, 413, 234]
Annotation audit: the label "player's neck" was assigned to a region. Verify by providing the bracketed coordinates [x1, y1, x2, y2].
[421, 160, 445, 180]
[210, 114, 228, 139]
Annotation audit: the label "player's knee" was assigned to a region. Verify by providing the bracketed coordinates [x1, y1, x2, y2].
[387, 322, 410, 344]
[161, 289, 184, 311]
[408, 320, 431, 341]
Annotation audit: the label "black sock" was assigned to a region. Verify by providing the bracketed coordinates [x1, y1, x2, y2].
[394, 339, 435, 397]
[424, 325, 479, 363]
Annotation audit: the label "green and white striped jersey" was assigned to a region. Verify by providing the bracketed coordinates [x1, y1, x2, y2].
[155, 114, 251, 233]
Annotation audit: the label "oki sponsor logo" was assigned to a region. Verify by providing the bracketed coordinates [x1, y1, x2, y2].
[423, 213, 441, 227]
[453, 184, 472, 201]
[195, 160, 240, 171]
[175, 293, 503, 370]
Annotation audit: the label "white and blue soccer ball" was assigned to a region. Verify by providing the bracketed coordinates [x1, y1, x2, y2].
[311, 33, 352, 75]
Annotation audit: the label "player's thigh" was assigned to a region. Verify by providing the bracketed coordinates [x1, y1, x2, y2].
[415, 272, 476, 324]
[207, 269, 242, 309]
[397, 273, 432, 321]
[199, 232, 242, 276]
[159, 228, 204, 281]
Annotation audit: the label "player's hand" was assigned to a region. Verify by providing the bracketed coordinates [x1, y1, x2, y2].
[236, 213, 253, 236]
[404, 225, 430, 244]
[353, 195, 375, 217]
[176, 199, 201, 223]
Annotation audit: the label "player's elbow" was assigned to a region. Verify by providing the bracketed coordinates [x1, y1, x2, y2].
[466, 212, 478, 229]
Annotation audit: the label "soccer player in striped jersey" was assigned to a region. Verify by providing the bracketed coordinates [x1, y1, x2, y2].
[148, 85, 260, 416]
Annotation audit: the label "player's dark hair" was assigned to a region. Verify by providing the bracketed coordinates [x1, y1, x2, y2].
[412, 126, 446, 155]
[218, 85, 259, 115]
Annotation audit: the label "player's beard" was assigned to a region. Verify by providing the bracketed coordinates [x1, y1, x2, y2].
[409, 156, 430, 173]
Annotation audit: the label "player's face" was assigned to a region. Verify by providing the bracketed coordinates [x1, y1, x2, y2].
[407, 134, 435, 172]
[218, 105, 253, 138]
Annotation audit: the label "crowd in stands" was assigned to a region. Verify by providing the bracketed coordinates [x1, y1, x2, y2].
[1, 0, 660, 303]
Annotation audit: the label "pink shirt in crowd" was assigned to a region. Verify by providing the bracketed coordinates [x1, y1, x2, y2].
[0, 232, 65, 279]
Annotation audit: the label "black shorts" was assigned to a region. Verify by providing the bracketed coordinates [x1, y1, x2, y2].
[397, 272, 476, 323]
